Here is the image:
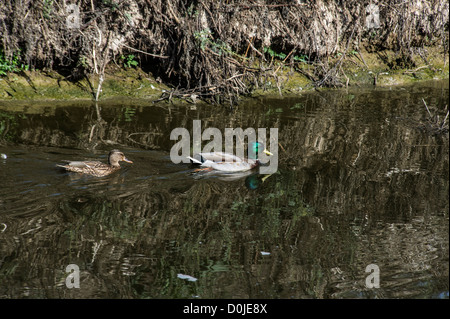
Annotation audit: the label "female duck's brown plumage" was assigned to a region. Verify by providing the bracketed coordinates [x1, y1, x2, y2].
[57, 150, 133, 177]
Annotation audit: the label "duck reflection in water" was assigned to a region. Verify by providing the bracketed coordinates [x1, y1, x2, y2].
[190, 168, 273, 190]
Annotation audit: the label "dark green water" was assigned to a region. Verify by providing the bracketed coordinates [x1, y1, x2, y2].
[0, 80, 448, 299]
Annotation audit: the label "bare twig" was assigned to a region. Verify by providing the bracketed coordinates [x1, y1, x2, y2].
[274, 48, 296, 74]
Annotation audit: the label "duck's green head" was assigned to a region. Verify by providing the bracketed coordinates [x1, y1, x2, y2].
[248, 142, 273, 159]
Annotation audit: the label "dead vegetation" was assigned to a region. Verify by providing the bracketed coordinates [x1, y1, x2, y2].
[0, 0, 448, 104]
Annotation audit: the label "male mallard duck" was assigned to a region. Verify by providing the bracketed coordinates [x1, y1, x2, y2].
[187, 142, 273, 172]
[57, 149, 133, 177]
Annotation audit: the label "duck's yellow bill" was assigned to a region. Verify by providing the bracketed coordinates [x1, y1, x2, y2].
[263, 149, 273, 156]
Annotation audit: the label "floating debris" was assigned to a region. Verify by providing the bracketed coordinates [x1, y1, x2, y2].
[1, 153, 7, 159]
[260, 251, 271, 256]
[177, 273, 198, 282]
[385, 167, 421, 177]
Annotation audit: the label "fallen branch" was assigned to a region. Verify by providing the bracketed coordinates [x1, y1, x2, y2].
[403, 65, 430, 74]
[122, 44, 169, 59]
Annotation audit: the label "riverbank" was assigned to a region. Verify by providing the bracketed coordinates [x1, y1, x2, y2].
[0, 46, 448, 104]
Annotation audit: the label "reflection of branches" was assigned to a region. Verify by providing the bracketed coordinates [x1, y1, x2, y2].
[421, 98, 449, 134]
[87, 101, 105, 145]
[93, 102, 102, 122]
[127, 132, 164, 149]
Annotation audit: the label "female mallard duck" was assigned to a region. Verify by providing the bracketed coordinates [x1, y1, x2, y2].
[187, 142, 273, 172]
[57, 149, 133, 177]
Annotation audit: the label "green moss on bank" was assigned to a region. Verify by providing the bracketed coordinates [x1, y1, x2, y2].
[0, 66, 168, 101]
[276, 46, 449, 95]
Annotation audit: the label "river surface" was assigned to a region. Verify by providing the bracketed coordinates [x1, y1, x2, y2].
[0, 80, 448, 299]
